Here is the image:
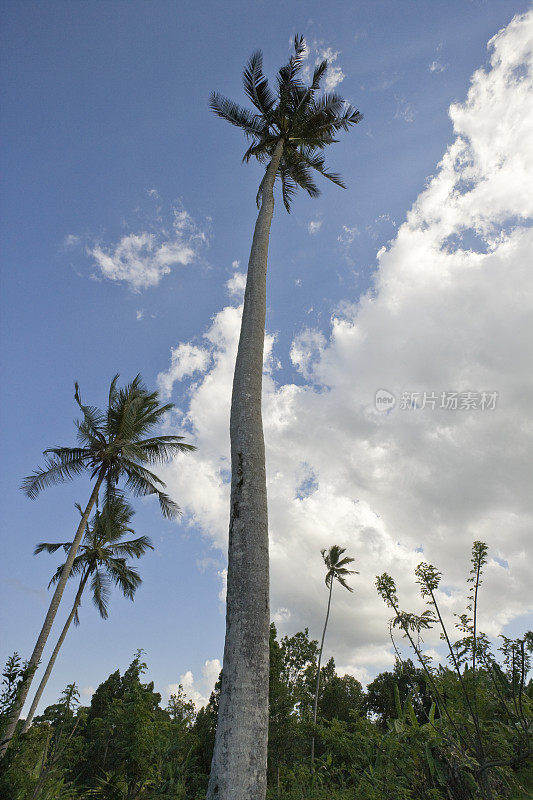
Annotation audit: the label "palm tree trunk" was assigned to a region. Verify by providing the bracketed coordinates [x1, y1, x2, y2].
[207, 138, 284, 800]
[22, 572, 89, 733]
[311, 579, 333, 763]
[0, 473, 104, 758]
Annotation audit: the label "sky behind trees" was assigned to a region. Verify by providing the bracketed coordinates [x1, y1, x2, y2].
[1, 0, 532, 714]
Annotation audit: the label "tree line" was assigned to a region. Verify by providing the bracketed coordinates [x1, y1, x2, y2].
[1, 512, 532, 798]
[1, 619, 531, 799]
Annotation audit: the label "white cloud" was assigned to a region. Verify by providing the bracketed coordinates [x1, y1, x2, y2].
[308, 219, 323, 235]
[301, 41, 345, 91]
[63, 234, 80, 248]
[226, 269, 247, 299]
[337, 225, 359, 245]
[394, 96, 415, 123]
[89, 205, 206, 291]
[136, 309, 144, 321]
[318, 47, 346, 91]
[81, 686, 95, 698]
[166, 658, 221, 709]
[429, 60, 446, 73]
[272, 607, 292, 625]
[157, 343, 211, 400]
[160, 12, 533, 680]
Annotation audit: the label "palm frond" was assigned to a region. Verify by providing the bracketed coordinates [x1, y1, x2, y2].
[122, 461, 166, 490]
[126, 436, 196, 464]
[109, 535, 154, 559]
[283, 158, 320, 199]
[157, 491, 181, 520]
[47, 554, 87, 588]
[106, 558, 141, 599]
[108, 373, 120, 409]
[90, 569, 111, 619]
[34, 541, 73, 556]
[21, 451, 88, 499]
[296, 147, 346, 188]
[279, 167, 297, 213]
[277, 34, 307, 95]
[210, 93, 266, 137]
[311, 60, 328, 92]
[336, 575, 354, 592]
[243, 51, 276, 116]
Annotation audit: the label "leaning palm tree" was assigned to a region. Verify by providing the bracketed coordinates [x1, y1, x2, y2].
[0, 374, 195, 757]
[311, 545, 357, 762]
[208, 36, 361, 799]
[22, 493, 153, 732]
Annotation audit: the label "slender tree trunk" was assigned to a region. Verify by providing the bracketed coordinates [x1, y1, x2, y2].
[0, 473, 104, 757]
[22, 572, 89, 733]
[311, 579, 333, 763]
[206, 139, 284, 800]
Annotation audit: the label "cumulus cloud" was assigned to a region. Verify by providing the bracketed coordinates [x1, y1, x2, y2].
[160, 12, 533, 680]
[226, 266, 247, 299]
[158, 343, 211, 400]
[89, 206, 207, 291]
[166, 658, 221, 709]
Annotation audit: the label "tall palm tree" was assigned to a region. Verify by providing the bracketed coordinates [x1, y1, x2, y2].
[22, 493, 153, 732]
[208, 36, 361, 799]
[311, 545, 357, 762]
[0, 375, 195, 757]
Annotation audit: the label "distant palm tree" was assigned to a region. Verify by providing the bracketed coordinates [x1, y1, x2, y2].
[208, 36, 361, 799]
[311, 545, 357, 762]
[0, 375, 195, 757]
[22, 493, 153, 732]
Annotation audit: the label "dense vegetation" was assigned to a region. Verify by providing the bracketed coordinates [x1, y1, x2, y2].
[1, 619, 531, 799]
[0, 377, 531, 798]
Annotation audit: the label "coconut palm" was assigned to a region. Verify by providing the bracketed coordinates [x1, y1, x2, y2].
[208, 36, 361, 799]
[22, 493, 153, 732]
[0, 374, 195, 757]
[311, 545, 357, 762]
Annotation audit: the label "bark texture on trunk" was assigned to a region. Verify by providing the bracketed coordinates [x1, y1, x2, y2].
[311, 579, 333, 763]
[22, 572, 89, 733]
[207, 139, 284, 800]
[0, 475, 103, 757]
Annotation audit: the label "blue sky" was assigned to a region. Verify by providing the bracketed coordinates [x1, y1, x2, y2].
[1, 1, 532, 711]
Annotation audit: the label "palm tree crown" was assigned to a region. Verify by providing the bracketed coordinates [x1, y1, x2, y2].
[321, 545, 357, 593]
[210, 34, 362, 211]
[36, 493, 153, 620]
[22, 374, 194, 518]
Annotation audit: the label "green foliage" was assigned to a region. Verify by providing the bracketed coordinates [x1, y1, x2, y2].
[22, 374, 195, 518]
[365, 659, 434, 729]
[321, 545, 357, 592]
[210, 34, 362, 211]
[0, 655, 32, 735]
[376, 541, 533, 800]
[38, 492, 153, 622]
[2, 544, 531, 799]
